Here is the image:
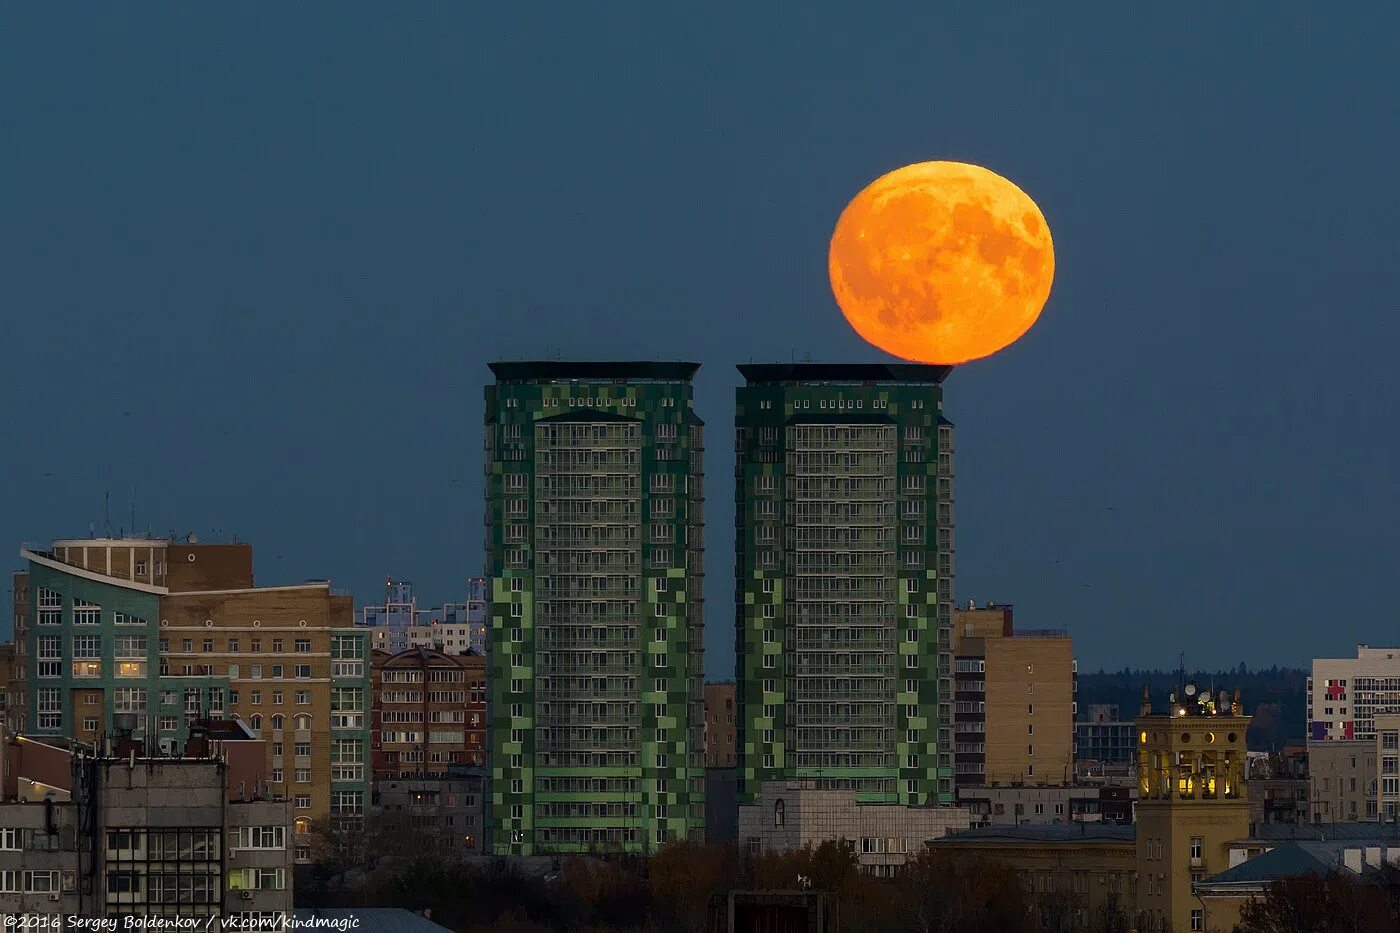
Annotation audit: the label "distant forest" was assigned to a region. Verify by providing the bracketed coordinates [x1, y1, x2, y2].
[1076, 665, 1308, 751]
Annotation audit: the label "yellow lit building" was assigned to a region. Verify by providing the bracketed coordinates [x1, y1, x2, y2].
[1136, 686, 1250, 933]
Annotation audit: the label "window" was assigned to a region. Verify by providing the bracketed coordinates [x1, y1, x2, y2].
[234, 826, 286, 850]
[37, 636, 61, 678]
[295, 742, 311, 757]
[272, 714, 285, 730]
[272, 639, 284, 653]
[114, 688, 147, 714]
[296, 691, 311, 705]
[295, 639, 311, 653]
[295, 769, 311, 783]
[202, 638, 214, 653]
[332, 791, 363, 815]
[1191, 909, 1203, 931]
[295, 665, 311, 679]
[73, 599, 101, 625]
[0, 828, 21, 850]
[37, 587, 62, 624]
[83, 717, 99, 732]
[229, 868, 285, 891]
[295, 795, 312, 810]
[1190, 837, 1202, 860]
[24, 870, 59, 893]
[114, 635, 147, 678]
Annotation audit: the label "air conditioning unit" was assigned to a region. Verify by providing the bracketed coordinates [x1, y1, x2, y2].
[240, 891, 253, 900]
[49, 893, 60, 902]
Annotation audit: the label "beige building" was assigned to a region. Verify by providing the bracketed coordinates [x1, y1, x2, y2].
[953, 609, 1075, 787]
[931, 823, 1137, 929]
[1136, 687, 1250, 933]
[1374, 714, 1400, 819]
[17, 536, 370, 862]
[738, 781, 970, 877]
[1308, 644, 1400, 742]
[1307, 739, 1376, 822]
[957, 783, 1104, 826]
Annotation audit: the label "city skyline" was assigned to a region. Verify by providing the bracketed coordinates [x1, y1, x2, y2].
[6, 6, 1400, 677]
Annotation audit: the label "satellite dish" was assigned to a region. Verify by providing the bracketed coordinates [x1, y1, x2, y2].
[1185, 683, 1197, 697]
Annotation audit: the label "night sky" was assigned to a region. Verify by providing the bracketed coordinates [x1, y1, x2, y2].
[4, 4, 1398, 674]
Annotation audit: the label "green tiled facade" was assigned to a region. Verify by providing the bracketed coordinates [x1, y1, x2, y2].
[24, 560, 230, 744]
[734, 364, 956, 806]
[484, 362, 706, 854]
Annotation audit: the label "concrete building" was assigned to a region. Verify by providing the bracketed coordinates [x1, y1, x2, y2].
[371, 647, 487, 775]
[931, 824, 1138, 929]
[1246, 745, 1308, 826]
[738, 781, 969, 877]
[1308, 644, 1400, 742]
[704, 682, 737, 768]
[706, 766, 739, 844]
[360, 578, 488, 656]
[485, 361, 707, 854]
[1077, 703, 1136, 765]
[0, 644, 19, 737]
[0, 731, 292, 920]
[374, 769, 485, 856]
[954, 613, 1075, 787]
[7, 572, 29, 736]
[735, 363, 956, 820]
[16, 536, 371, 857]
[957, 783, 1104, 826]
[1135, 685, 1251, 933]
[1307, 739, 1376, 822]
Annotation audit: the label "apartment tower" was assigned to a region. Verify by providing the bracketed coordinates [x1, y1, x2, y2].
[734, 363, 956, 809]
[484, 361, 706, 854]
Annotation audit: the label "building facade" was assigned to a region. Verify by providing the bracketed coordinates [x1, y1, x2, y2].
[17, 538, 371, 857]
[6, 572, 29, 736]
[361, 578, 488, 656]
[735, 363, 956, 812]
[484, 361, 706, 854]
[1077, 704, 1136, 766]
[705, 682, 737, 768]
[957, 784, 1104, 827]
[931, 824, 1138, 929]
[1307, 739, 1376, 822]
[1308, 645, 1400, 742]
[1, 737, 292, 920]
[371, 647, 486, 776]
[954, 622, 1075, 787]
[738, 782, 970, 877]
[374, 770, 485, 855]
[1135, 687, 1250, 933]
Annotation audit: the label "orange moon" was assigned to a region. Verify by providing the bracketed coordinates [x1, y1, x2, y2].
[828, 161, 1054, 365]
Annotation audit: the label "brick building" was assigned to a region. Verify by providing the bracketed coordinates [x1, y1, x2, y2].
[371, 647, 486, 777]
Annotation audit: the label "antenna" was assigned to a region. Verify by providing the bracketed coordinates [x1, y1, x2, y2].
[104, 492, 113, 538]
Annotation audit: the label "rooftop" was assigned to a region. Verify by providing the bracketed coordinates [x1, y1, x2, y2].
[936, 823, 1136, 845]
[738, 362, 953, 385]
[1201, 841, 1373, 887]
[1240, 822, 1400, 844]
[489, 360, 700, 382]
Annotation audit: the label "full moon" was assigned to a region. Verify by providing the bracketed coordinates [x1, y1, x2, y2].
[828, 161, 1054, 365]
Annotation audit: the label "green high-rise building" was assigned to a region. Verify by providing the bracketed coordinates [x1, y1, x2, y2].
[484, 362, 706, 854]
[735, 364, 956, 807]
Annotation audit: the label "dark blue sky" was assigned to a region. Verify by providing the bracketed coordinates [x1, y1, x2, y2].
[4, 5, 1398, 674]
